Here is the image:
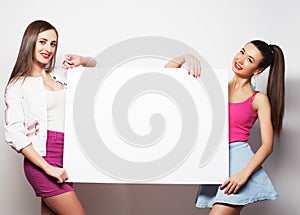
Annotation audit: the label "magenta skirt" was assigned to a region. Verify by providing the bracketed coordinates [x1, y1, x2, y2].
[24, 130, 73, 198]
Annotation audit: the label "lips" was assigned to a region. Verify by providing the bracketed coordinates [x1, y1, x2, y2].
[41, 53, 50, 59]
[234, 62, 242, 70]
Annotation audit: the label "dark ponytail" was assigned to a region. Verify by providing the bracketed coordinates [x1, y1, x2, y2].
[251, 40, 285, 138]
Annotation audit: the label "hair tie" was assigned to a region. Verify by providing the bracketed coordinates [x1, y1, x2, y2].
[269, 44, 274, 55]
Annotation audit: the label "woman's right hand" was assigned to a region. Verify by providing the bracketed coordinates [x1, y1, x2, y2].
[62, 54, 97, 70]
[164, 53, 201, 78]
[62, 54, 82, 70]
[20, 144, 69, 183]
[45, 165, 69, 183]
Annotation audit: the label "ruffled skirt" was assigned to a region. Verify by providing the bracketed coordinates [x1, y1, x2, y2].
[195, 142, 278, 208]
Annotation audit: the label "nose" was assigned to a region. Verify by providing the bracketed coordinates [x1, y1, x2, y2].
[237, 54, 246, 65]
[45, 42, 52, 52]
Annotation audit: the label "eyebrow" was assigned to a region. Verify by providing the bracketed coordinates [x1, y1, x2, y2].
[242, 48, 255, 62]
[38, 37, 57, 43]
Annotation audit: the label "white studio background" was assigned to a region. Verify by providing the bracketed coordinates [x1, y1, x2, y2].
[0, 0, 299, 214]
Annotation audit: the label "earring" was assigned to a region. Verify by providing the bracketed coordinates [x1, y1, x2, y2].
[251, 75, 257, 91]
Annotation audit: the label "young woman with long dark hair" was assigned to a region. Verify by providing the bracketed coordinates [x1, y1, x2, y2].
[165, 40, 285, 215]
[4, 20, 96, 215]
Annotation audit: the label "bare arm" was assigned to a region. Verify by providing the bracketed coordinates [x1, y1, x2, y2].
[241, 93, 273, 175]
[79, 56, 97, 67]
[221, 93, 274, 194]
[164, 55, 186, 68]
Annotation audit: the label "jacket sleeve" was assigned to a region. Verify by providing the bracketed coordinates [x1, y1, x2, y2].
[4, 82, 31, 152]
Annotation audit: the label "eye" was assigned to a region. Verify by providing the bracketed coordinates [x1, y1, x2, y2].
[240, 49, 245, 54]
[39, 40, 46, 45]
[248, 58, 253, 63]
[50, 42, 57, 47]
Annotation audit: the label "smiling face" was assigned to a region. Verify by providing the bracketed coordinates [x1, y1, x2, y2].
[33, 29, 57, 67]
[232, 43, 264, 78]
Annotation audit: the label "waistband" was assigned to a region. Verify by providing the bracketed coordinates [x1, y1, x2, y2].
[229, 141, 248, 149]
[47, 130, 64, 139]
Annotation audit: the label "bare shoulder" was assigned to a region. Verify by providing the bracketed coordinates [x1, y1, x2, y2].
[253, 92, 270, 111]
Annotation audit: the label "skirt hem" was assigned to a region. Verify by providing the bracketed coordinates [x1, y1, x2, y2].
[196, 194, 279, 208]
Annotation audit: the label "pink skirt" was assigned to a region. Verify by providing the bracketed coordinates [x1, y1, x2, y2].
[24, 130, 73, 198]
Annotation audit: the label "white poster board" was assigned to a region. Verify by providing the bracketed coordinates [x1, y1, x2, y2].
[64, 66, 228, 184]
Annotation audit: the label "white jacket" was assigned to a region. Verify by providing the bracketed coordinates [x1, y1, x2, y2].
[4, 69, 67, 156]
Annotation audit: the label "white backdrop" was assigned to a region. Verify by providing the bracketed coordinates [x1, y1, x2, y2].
[1, 0, 299, 214]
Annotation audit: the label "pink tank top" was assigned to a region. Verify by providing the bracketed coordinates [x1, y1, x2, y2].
[229, 91, 259, 143]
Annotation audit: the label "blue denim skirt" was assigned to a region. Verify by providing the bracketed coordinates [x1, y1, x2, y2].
[195, 142, 278, 208]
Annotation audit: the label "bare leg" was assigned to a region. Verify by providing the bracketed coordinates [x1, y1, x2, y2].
[42, 191, 86, 215]
[41, 200, 56, 215]
[209, 203, 243, 215]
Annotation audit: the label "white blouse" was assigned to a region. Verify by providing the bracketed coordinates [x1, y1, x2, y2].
[4, 69, 67, 156]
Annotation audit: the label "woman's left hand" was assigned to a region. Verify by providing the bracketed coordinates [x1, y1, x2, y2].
[62, 54, 82, 70]
[220, 172, 249, 195]
[182, 53, 201, 78]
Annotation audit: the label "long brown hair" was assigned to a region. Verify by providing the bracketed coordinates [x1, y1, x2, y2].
[8, 20, 58, 84]
[250, 40, 285, 138]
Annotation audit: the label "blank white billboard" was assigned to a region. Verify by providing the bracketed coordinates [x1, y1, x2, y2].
[64, 65, 228, 184]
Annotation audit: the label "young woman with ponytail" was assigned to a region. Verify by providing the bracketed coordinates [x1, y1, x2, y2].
[165, 40, 285, 215]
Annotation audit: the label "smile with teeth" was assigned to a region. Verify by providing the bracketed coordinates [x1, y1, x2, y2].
[234, 62, 242, 70]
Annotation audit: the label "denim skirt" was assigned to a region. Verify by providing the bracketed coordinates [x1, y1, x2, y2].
[195, 141, 278, 208]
